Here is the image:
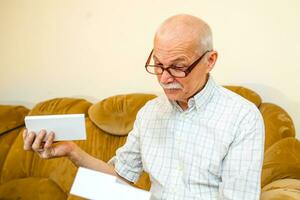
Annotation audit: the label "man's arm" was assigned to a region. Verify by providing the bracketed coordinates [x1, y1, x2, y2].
[23, 129, 119, 177]
[23, 125, 142, 185]
[219, 109, 265, 200]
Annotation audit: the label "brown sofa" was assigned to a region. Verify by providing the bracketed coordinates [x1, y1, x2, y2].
[0, 87, 299, 200]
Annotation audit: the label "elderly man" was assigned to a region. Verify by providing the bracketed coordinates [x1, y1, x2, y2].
[23, 14, 264, 200]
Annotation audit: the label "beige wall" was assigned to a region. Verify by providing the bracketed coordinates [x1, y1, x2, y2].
[0, 0, 299, 138]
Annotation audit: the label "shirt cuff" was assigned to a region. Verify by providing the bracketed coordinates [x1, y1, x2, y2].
[113, 156, 141, 184]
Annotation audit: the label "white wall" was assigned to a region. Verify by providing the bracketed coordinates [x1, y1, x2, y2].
[0, 0, 299, 138]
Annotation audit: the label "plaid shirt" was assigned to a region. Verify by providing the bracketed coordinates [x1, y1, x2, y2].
[111, 76, 265, 200]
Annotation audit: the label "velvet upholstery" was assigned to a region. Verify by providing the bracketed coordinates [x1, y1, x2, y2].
[262, 179, 300, 192]
[0, 177, 67, 200]
[261, 179, 300, 199]
[260, 188, 300, 200]
[259, 103, 296, 151]
[261, 137, 300, 187]
[0, 87, 299, 200]
[224, 86, 262, 107]
[0, 105, 29, 135]
[0, 128, 21, 178]
[0, 105, 29, 183]
[88, 93, 156, 135]
[28, 98, 92, 116]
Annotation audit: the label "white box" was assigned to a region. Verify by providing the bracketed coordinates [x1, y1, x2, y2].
[25, 114, 86, 141]
[70, 167, 151, 200]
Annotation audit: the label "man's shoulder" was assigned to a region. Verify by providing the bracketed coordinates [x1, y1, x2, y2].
[212, 85, 262, 122]
[214, 85, 258, 110]
[213, 86, 264, 136]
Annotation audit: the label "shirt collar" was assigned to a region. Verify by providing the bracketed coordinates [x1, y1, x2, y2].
[193, 75, 216, 112]
[168, 75, 217, 112]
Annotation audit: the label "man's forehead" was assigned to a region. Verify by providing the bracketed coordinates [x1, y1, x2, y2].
[154, 28, 198, 47]
[152, 47, 196, 66]
[153, 53, 187, 63]
[153, 30, 201, 57]
[153, 40, 199, 62]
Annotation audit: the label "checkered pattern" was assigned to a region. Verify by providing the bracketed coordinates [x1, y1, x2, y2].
[111, 76, 265, 200]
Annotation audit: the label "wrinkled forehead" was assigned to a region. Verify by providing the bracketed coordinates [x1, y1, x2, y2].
[153, 36, 201, 64]
[154, 29, 203, 56]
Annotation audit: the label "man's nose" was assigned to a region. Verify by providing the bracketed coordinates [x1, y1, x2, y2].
[159, 69, 174, 84]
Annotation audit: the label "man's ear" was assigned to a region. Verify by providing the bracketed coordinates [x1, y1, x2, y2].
[205, 51, 218, 72]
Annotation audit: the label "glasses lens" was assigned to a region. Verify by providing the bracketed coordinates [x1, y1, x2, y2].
[146, 65, 163, 74]
[169, 68, 186, 77]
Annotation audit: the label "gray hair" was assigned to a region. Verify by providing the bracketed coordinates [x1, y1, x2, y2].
[196, 19, 213, 53]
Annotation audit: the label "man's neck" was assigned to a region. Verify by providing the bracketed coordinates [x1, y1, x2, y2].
[177, 101, 188, 111]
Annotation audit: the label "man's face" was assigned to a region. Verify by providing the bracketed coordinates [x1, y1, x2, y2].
[153, 40, 212, 104]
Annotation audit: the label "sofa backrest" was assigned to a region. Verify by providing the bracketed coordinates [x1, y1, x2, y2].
[0, 95, 155, 194]
[0, 87, 298, 196]
[0, 105, 29, 178]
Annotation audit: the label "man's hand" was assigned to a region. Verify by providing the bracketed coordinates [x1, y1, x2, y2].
[23, 129, 76, 159]
[23, 129, 118, 177]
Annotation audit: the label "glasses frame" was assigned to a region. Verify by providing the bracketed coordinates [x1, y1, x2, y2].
[145, 49, 211, 78]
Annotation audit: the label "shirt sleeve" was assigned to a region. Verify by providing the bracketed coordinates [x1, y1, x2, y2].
[109, 115, 143, 184]
[219, 108, 265, 200]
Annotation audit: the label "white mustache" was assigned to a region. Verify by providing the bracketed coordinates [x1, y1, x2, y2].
[160, 82, 183, 89]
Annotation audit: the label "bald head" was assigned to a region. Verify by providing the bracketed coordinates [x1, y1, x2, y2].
[154, 14, 213, 54]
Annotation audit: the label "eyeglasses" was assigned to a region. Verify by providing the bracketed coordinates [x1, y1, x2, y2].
[145, 49, 211, 78]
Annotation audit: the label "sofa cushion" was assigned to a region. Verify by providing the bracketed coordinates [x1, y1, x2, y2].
[0, 105, 29, 135]
[259, 103, 295, 151]
[28, 98, 92, 116]
[262, 179, 300, 192]
[260, 188, 300, 200]
[0, 128, 22, 179]
[88, 93, 156, 135]
[0, 177, 67, 200]
[261, 137, 300, 187]
[224, 86, 262, 107]
[0, 126, 78, 193]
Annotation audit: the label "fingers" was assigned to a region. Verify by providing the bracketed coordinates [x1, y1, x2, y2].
[31, 129, 47, 151]
[41, 132, 55, 159]
[22, 129, 28, 141]
[23, 131, 37, 150]
[44, 131, 55, 150]
[23, 129, 58, 160]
